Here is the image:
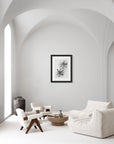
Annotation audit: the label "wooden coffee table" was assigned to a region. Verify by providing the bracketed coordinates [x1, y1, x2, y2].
[48, 115, 68, 126]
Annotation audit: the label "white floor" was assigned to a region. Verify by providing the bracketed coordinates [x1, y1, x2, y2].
[0, 115, 114, 144]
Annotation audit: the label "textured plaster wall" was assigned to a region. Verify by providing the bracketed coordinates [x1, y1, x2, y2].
[16, 22, 105, 111]
[0, 0, 114, 122]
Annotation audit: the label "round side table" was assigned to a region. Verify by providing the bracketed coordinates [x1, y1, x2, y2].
[48, 115, 68, 126]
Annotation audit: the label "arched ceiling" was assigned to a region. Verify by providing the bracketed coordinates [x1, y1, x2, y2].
[21, 12, 100, 49]
[0, 0, 114, 54]
[13, 9, 99, 47]
[11, 9, 114, 51]
[0, 0, 114, 28]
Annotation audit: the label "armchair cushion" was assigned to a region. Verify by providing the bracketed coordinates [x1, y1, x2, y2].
[27, 113, 43, 121]
[69, 110, 92, 120]
[16, 108, 26, 118]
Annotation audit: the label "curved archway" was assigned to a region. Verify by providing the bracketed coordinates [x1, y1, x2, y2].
[20, 12, 99, 50]
[107, 42, 114, 102]
[1, 0, 114, 28]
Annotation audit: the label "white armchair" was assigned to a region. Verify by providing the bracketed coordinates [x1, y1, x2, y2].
[16, 108, 43, 134]
[31, 102, 52, 118]
[68, 100, 114, 138]
[31, 102, 44, 112]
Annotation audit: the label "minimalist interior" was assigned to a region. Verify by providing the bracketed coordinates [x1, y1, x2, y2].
[0, 0, 114, 144]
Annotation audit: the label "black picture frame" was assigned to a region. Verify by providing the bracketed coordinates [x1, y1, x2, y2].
[51, 55, 72, 83]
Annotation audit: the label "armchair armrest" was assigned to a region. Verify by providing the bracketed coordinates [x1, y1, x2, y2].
[23, 117, 28, 121]
[91, 109, 114, 123]
[44, 105, 52, 112]
[99, 109, 114, 131]
[69, 109, 92, 119]
[91, 108, 114, 138]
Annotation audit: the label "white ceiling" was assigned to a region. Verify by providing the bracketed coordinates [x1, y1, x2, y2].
[0, 0, 114, 27]
[0, 0, 114, 54]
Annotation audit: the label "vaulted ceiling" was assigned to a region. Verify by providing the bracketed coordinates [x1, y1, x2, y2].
[0, 0, 114, 53]
[0, 0, 114, 27]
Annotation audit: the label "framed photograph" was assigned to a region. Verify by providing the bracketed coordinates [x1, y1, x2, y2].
[51, 55, 72, 82]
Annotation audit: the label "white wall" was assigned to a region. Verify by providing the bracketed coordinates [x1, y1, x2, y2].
[108, 43, 114, 103]
[0, 29, 4, 122]
[16, 21, 106, 111]
[11, 9, 114, 111]
[0, 0, 114, 122]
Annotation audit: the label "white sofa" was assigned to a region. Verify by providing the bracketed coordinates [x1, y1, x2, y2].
[68, 100, 114, 138]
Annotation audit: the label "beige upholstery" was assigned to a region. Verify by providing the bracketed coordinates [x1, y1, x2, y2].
[31, 102, 52, 116]
[68, 100, 114, 138]
[16, 108, 43, 134]
[31, 102, 44, 111]
[85, 100, 113, 111]
[16, 108, 28, 128]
